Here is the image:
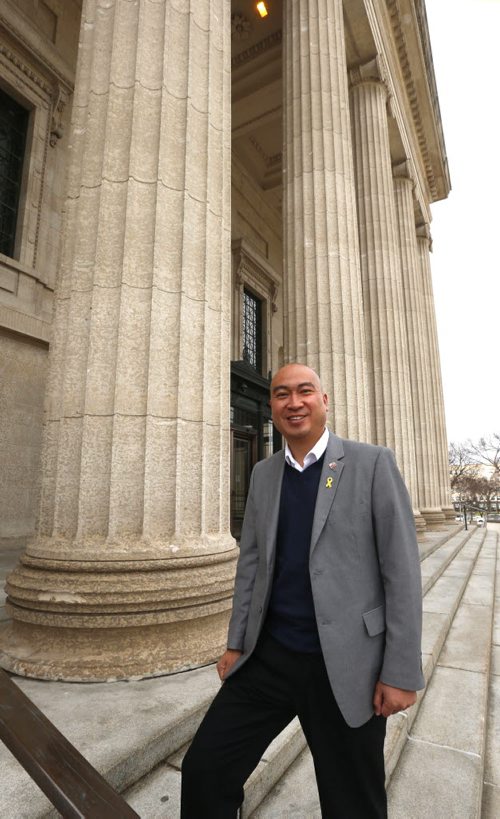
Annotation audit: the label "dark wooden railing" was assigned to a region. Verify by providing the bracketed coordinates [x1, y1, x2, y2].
[0, 668, 139, 818]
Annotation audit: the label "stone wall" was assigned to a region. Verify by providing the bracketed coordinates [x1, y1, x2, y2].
[0, 330, 48, 539]
[0, 0, 80, 545]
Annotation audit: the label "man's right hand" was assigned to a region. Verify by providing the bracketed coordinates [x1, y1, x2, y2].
[216, 649, 242, 681]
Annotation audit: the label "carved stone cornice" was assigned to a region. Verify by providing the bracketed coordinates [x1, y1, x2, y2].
[0, 2, 74, 92]
[0, 42, 53, 98]
[232, 238, 280, 313]
[231, 30, 282, 70]
[385, 0, 442, 200]
[249, 135, 282, 171]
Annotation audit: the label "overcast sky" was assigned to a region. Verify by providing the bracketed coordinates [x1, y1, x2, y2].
[425, 0, 500, 444]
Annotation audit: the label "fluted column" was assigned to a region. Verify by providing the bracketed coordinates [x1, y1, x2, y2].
[283, 0, 370, 441]
[416, 225, 454, 520]
[349, 59, 420, 522]
[393, 163, 441, 529]
[0, 0, 237, 680]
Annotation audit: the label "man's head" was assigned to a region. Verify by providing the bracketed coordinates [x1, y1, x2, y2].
[270, 363, 328, 451]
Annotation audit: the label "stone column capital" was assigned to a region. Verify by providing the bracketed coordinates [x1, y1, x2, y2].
[392, 160, 415, 187]
[416, 222, 433, 250]
[349, 55, 388, 93]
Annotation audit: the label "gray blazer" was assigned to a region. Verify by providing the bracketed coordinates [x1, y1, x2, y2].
[226, 431, 425, 728]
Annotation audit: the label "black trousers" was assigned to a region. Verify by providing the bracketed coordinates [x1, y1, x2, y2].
[181, 631, 387, 818]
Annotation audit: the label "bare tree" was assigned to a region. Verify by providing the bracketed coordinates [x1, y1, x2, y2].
[464, 433, 500, 476]
[449, 441, 474, 489]
[449, 434, 500, 515]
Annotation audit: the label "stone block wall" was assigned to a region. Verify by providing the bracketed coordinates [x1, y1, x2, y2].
[0, 330, 48, 539]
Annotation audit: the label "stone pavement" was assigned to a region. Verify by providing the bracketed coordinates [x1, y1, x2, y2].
[0, 523, 498, 818]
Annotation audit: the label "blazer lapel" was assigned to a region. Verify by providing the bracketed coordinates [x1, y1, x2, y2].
[264, 451, 285, 567]
[310, 432, 345, 555]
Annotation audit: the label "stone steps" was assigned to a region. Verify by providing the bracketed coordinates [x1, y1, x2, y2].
[122, 524, 491, 817]
[0, 524, 493, 818]
[242, 530, 500, 819]
[482, 536, 500, 817]
[388, 527, 497, 818]
[249, 527, 498, 818]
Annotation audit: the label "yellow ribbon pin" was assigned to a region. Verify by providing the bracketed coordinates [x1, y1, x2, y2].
[325, 477, 333, 489]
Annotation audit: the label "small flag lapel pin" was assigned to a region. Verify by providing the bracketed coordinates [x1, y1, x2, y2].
[328, 461, 337, 470]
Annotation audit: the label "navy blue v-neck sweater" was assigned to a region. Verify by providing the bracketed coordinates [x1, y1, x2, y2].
[265, 454, 324, 653]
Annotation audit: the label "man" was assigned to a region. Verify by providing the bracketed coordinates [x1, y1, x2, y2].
[181, 364, 424, 818]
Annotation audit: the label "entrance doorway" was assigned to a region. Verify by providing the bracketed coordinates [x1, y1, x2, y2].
[230, 361, 280, 539]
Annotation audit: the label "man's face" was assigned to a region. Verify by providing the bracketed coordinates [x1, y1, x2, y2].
[270, 364, 328, 448]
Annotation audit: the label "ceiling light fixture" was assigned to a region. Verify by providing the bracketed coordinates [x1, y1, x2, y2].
[256, 2, 269, 18]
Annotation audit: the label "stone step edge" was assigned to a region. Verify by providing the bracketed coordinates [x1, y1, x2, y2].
[241, 528, 487, 815]
[418, 522, 465, 561]
[118, 526, 481, 807]
[420, 526, 478, 596]
[385, 528, 495, 787]
[387, 530, 498, 819]
[243, 530, 497, 817]
[479, 531, 499, 817]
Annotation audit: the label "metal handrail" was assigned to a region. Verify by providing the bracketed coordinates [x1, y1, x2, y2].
[461, 503, 488, 531]
[0, 668, 139, 819]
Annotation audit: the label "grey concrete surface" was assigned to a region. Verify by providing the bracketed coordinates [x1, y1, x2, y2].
[411, 666, 485, 754]
[438, 603, 493, 673]
[484, 675, 500, 787]
[1, 664, 219, 818]
[420, 610, 450, 664]
[251, 748, 320, 818]
[422, 573, 469, 615]
[242, 719, 307, 818]
[492, 644, 500, 677]
[461, 572, 495, 606]
[482, 783, 500, 819]
[0, 526, 496, 819]
[126, 763, 180, 819]
[388, 739, 482, 818]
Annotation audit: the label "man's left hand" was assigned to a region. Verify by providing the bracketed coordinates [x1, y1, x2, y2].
[373, 681, 417, 717]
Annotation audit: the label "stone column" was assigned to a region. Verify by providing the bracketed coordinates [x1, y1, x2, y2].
[416, 225, 454, 521]
[349, 59, 421, 526]
[0, 0, 237, 680]
[393, 163, 443, 528]
[283, 0, 370, 441]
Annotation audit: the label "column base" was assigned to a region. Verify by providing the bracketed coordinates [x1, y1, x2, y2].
[420, 508, 447, 530]
[442, 505, 457, 522]
[0, 536, 238, 682]
[413, 510, 427, 541]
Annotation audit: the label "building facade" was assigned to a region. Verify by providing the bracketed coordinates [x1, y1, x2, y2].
[0, 0, 454, 680]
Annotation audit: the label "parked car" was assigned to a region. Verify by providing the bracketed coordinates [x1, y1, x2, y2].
[476, 518, 485, 527]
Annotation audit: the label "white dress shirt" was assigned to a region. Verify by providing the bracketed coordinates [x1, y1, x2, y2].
[284, 427, 329, 473]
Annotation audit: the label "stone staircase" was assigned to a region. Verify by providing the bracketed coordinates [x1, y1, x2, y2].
[0, 524, 498, 818]
[123, 524, 499, 818]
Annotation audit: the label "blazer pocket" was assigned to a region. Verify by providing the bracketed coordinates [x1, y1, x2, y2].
[362, 604, 386, 637]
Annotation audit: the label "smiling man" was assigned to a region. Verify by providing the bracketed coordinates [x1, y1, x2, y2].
[181, 363, 424, 818]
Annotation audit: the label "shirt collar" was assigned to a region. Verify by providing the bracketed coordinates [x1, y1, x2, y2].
[285, 427, 329, 472]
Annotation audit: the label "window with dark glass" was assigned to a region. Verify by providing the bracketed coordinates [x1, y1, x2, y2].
[242, 288, 262, 372]
[0, 89, 29, 258]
